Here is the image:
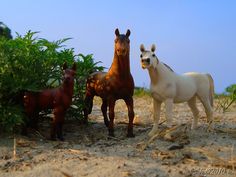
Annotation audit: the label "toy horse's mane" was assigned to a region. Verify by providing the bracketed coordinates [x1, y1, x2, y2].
[162, 62, 174, 72]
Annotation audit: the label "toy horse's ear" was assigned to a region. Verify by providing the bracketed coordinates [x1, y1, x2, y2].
[140, 44, 145, 52]
[72, 62, 77, 71]
[126, 29, 131, 37]
[151, 44, 156, 52]
[63, 62, 68, 70]
[115, 28, 120, 36]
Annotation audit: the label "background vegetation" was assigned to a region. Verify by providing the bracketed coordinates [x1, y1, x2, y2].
[0, 24, 235, 133]
[215, 84, 236, 112]
[0, 31, 103, 132]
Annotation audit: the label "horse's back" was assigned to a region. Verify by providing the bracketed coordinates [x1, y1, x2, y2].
[183, 72, 211, 95]
[86, 71, 134, 99]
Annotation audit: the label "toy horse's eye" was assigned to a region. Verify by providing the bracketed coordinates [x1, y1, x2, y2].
[140, 54, 143, 58]
[152, 54, 155, 57]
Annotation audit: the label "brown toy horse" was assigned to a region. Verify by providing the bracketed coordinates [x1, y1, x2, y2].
[84, 28, 135, 137]
[23, 62, 76, 141]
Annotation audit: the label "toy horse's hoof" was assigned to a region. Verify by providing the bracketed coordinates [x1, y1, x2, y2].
[104, 121, 110, 127]
[127, 133, 135, 138]
[58, 137, 65, 141]
[49, 137, 57, 141]
[108, 130, 115, 137]
[83, 119, 88, 125]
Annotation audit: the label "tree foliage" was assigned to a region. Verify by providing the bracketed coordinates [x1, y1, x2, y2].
[0, 22, 12, 39]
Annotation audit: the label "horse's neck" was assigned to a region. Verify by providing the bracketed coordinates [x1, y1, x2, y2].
[148, 62, 172, 85]
[108, 53, 130, 78]
[61, 82, 74, 97]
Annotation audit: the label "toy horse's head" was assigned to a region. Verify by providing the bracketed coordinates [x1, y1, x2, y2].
[140, 44, 159, 69]
[62, 62, 76, 85]
[114, 28, 130, 57]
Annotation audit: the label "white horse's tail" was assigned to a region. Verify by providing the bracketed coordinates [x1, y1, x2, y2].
[206, 74, 214, 107]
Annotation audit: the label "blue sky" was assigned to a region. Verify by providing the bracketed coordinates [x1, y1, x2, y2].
[1, 0, 236, 93]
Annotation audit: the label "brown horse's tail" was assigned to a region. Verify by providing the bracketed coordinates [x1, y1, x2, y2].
[207, 74, 214, 107]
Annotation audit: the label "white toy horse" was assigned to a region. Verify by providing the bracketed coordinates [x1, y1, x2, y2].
[140, 44, 214, 137]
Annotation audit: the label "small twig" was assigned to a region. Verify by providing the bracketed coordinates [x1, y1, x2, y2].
[158, 120, 166, 126]
[60, 170, 73, 177]
[68, 149, 81, 153]
[231, 144, 235, 171]
[34, 130, 46, 139]
[107, 136, 121, 141]
[13, 135, 16, 159]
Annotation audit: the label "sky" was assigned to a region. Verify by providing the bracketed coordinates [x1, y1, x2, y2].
[1, 0, 236, 93]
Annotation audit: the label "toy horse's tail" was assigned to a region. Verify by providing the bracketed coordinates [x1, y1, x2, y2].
[207, 74, 214, 107]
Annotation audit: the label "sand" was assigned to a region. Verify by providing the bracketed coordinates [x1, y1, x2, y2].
[0, 96, 236, 177]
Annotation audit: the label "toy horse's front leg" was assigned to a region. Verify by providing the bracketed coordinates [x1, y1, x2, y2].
[101, 99, 109, 127]
[51, 106, 65, 141]
[83, 92, 94, 125]
[124, 97, 135, 137]
[108, 99, 116, 137]
[165, 98, 174, 127]
[148, 99, 161, 137]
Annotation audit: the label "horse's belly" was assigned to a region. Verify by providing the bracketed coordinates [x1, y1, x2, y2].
[38, 92, 54, 109]
[174, 79, 196, 103]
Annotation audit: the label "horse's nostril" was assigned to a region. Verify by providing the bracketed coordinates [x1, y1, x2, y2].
[147, 58, 150, 63]
[141, 59, 144, 62]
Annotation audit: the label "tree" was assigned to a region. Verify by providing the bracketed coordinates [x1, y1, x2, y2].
[0, 22, 13, 39]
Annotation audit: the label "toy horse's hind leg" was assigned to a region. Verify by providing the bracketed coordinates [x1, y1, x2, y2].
[199, 96, 213, 130]
[187, 96, 200, 129]
[101, 99, 109, 127]
[83, 93, 94, 124]
[57, 121, 64, 141]
[29, 111, 39, 130]
[22, 111, 39, 135]
[124, 97, 135, 137]
[108, 99, 116, 137]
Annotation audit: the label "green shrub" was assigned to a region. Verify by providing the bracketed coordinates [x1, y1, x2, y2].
[215, 84, 236, 113]
[0, 31, 104, 132]
[134, 87, 150, 97]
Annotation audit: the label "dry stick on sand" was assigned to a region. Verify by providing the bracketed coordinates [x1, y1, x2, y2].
[231, 144, 235, 171]
[34, 130, 46, 139]
[13, 135, 16, 159]
[140, 124, 185, 151]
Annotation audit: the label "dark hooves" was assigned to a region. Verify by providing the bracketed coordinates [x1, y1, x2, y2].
[105, 121, 110, 127]
[58, 137, 65, 141]
[83, 119, 89, 125]
[49, 137, 64, 141]
[127, 133, 135, 138]
[108, 131, 115, 137]
[49, 137, 57, 141]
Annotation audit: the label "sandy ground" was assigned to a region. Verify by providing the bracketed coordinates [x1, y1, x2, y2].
[0, 96, 236, 177]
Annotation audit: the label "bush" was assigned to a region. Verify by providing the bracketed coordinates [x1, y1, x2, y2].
[0, 31, 104, 132]
[134, 87, 150, 97]
[215, 84, 236, 113]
